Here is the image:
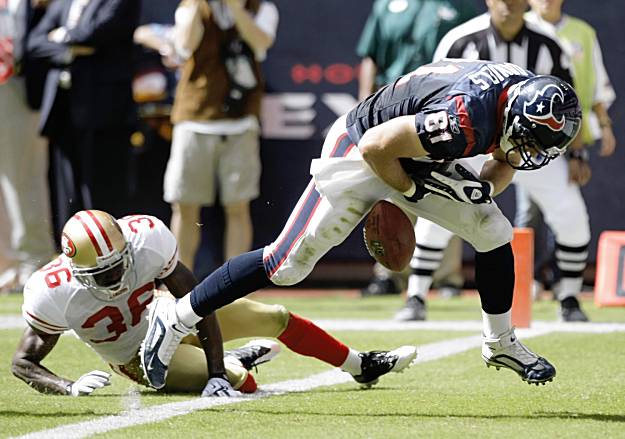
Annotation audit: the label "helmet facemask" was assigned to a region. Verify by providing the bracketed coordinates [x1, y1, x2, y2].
[73, 243, 134, 301]
[501, 115, 560, 170]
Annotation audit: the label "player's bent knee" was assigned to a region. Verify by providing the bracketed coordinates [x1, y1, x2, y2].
[471, 212, 513, 253]
[271, 304, 291, 335]
[246, 301, 290, 337]
[269, 264, 313, 286]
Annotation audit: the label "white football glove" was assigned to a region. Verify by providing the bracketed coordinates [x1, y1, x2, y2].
[201, 376, 241, 398]
[424, 163, 494, 204]
[67, 370, 111, 396]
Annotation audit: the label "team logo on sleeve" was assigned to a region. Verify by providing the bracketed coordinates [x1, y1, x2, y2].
[522, 84, 566, 131]
[61, 233, 77, 258]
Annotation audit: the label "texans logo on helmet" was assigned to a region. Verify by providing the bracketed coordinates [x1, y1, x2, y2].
[61, 233, 77, 257]
[522, 84, 566, 131]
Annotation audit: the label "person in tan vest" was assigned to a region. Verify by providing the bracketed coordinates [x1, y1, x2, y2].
[163, 0, 278, 271]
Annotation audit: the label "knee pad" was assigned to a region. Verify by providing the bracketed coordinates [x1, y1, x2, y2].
[471, 211, 513, 253]
[264, 245, 314, 287]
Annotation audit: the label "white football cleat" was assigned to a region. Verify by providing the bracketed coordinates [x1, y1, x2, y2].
[140, 296, 194, 389]
[351, 345, 417, 388]
[482, 328, 556, 385]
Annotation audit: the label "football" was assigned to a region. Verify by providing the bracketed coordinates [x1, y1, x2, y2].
[363, 200, 415, 272]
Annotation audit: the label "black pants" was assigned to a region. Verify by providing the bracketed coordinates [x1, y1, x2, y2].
[48, 125, 132, 242]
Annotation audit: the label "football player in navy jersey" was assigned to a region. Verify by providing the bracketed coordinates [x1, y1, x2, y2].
[142, 59, 582, 388]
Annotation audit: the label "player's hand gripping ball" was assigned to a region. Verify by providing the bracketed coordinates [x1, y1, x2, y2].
[363, 201, 415, 272]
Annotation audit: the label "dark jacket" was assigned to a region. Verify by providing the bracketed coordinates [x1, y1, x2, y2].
[27, 0, 140, 135]
[13, 0, 48, 109]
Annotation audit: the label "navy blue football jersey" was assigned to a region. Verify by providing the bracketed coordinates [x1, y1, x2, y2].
[346, 59, 534, 161]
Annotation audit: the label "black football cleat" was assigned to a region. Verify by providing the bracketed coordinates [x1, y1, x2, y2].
[394, 296, 427, 321]
[558, 296, 589, 322]
[224, 339, 280, 371]
[351, 346, 417, 388]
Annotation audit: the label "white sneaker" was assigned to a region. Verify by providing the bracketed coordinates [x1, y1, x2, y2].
[140, 296, 194, 389]
[482, 328, 556, 385]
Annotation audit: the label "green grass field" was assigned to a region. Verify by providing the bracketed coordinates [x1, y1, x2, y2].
[1, 291, 624, 438]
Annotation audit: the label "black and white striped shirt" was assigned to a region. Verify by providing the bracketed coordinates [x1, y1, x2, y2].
[433, 13, 574, 85]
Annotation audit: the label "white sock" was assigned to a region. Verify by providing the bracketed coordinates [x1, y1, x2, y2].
[175, 294, 203, 328]
[406, 274, 431, 300]
[340, 348, 362, 375]
[482, 309, 512, 339]
[554, 278, 583, 301]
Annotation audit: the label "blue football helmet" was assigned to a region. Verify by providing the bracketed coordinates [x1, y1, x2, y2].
[501, 75, 582, 170]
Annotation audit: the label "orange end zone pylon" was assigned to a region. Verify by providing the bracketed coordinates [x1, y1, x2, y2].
[511, 228, 534, 328]
[594, 231, 625, 307]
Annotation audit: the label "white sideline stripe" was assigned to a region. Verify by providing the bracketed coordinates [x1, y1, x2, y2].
[13, 330, 551, 439]
[3, 315, 625, 333]
[0, 315, 25, 329]
[312, 319, 625, 333]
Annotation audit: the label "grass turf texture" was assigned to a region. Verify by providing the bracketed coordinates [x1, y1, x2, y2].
[1, 292, 624, 438]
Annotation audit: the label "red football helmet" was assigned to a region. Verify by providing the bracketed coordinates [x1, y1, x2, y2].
[61, 210, 134, 300]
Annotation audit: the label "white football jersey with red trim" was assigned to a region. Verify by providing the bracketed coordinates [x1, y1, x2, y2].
[22, 215, 179, 365]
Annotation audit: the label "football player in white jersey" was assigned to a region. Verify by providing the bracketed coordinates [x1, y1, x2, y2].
[12, 210, 416, 397]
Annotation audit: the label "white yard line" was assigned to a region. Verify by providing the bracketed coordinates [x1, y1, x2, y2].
[312, 319, 625, 333]
[0, 315, 26, 330]
[4, 314, 625, 333]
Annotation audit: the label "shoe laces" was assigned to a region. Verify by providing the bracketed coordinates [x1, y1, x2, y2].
[229, 345, 269, 371]
[488, 328, 538, 365]
[361, 351, 394, 374]
[506, 339, 538, 365]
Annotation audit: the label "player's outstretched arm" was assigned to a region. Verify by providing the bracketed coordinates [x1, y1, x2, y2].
[12, 326, 110, 396]
[479, 149, 516, 196]
[359, 116, 429, 194]
[163, 262, 237, 396]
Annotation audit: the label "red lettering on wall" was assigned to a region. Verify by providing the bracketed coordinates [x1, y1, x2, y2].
[324, 64, 354, 85]
[291, 63, 360, 85]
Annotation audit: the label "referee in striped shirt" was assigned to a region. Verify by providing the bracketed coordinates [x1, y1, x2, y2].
[401, 0, 591, 322]
[434, 0, 573, 85]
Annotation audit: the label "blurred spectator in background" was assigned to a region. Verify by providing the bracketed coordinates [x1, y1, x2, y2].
[527, 0, 616, 160]
[520, 0, 617, 298]
[356, 0, 475, 299]
[398, 0, 592, 322]
[27, 0, 140, 241]
[0, 0, 54, 293]
[163, 0, 278, 271]
[130, 8, 180, 217]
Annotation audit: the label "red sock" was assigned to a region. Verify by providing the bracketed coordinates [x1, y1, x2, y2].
[238, 373, 257, 393]
[277, 313, 349, 367]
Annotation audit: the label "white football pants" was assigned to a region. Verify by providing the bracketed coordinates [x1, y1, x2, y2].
[263, 115, 513, 286]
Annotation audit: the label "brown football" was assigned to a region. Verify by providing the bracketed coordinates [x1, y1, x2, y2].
[363, 200, 415, 272]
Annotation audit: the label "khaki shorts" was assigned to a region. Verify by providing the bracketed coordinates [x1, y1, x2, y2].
[163, 124, 261, 205]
